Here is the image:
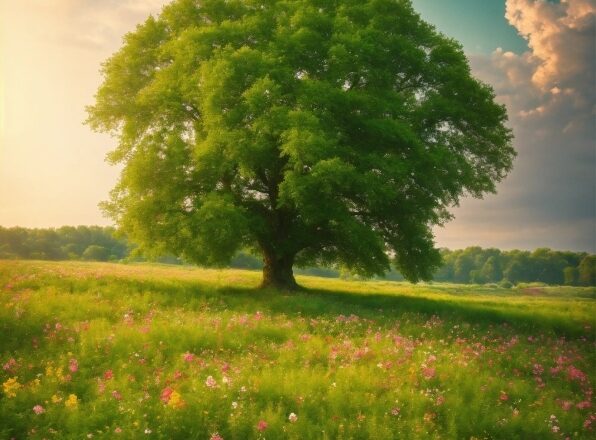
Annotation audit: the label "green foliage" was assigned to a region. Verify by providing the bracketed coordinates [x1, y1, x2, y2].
[498, 278, 513, 289]
[563, 266, 578, 286]
[86, 0, 515, 286]
[0, 261, 594, 439]
[480, 255, 502, 283]
[435, 247, 594, 286]
[0, 226, 129, 261]
[82, 245, 110, 262]
[578, 255, 596, 286]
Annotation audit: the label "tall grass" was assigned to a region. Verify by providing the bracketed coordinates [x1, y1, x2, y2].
[0, 260, 594, 439]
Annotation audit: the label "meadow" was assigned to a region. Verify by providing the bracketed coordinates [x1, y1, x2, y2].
[0, 260, 594, 439]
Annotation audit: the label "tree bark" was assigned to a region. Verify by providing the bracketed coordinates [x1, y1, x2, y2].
[260, 251, 299, 290]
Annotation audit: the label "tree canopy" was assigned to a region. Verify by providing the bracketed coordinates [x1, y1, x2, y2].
[87, 0, 515, 289]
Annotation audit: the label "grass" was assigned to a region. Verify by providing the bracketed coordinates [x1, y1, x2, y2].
[0, 260, 594, 439]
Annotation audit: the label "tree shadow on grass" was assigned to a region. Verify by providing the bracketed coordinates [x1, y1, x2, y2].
[75, 276, 593, 339]
[3, 275, 593, 352]
[266, 287, 593, 338]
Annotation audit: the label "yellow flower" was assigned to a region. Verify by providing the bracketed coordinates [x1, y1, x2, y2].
[55, 367, 64, 381]
[51, 394, 62, 403]
[45, 365, 54, 377]
[30, 378, 41, 388]
[2, 377, 21, 398]
[167, 390, 184, 409]
[64, 394, 78, 408]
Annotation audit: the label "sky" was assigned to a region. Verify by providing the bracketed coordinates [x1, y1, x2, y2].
[0, 0, 594, 252]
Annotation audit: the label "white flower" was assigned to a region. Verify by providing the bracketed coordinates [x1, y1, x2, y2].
[231, 401, 238, 409]
[288, 412, 298, 423]
[205, 376, 217, 388]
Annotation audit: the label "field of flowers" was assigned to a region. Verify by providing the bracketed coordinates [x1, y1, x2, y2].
[0, 260, 594, 439]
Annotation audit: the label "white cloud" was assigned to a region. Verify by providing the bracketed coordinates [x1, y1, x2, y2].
[506, 0, 595, 91]
[437, 0, 596, 252]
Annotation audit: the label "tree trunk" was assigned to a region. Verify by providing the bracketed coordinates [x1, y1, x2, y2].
[260, 252, 298, 290]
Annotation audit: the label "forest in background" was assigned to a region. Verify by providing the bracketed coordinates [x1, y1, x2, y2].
[0, 226, 593, 286]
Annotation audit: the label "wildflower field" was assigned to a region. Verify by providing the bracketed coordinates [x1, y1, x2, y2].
[0, 260, 594, 439]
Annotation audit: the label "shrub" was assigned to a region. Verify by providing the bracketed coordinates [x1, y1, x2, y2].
[81, 245, 110, 262]
[499, 279, 513, 289]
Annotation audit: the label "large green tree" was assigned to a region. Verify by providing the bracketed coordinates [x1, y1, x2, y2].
[87, 0, 514, 289]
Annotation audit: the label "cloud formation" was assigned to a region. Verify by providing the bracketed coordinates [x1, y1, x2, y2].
[506, 0, 595, 91]
[436, 0, 595, 252]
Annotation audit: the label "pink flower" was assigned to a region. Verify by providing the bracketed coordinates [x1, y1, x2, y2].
[69, 359, 78, 373]
[33, 405, 45, 415]
[3, 358, 16, 371]
[436, 395, 445, 406]
[210, 433, 223, 440]
[161, 387, 174, 403]
[576, 401, 592, 409]
[182, 352, 194, 362]
[112, 390, 122, 400]
[532, 363, 544, 376]
[422, 367, 436, 380]
[559, 400, 573, 411]
[499, 391, 509, 402]
[390, 407, 401, 416]
[257, 420, 268, 431]
[567, 366, 587, 382]
[550, 366, 562, 375]
[114, 427, 122, 434]
[103, 370, 113, 380]
[205, 376, 217, 388]
[288, 412, 298, 423]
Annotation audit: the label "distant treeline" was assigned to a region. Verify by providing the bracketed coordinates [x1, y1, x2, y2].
[0, 226, 594, 286]
[0, 226, 130, 262]
[433, 247, 594, 287]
